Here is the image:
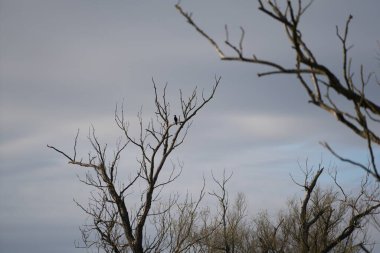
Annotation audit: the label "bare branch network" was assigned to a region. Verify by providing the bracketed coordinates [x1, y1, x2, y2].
[176, 0, 380, 181]
[45, 1, 380, 252]
[48, 78, 220, 253]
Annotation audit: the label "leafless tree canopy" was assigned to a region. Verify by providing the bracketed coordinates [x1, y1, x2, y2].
[47, 1, 380, 252]
[191, 167, 380, 253]
[176, 0, 380, 180]
[48, 78, 220, 253]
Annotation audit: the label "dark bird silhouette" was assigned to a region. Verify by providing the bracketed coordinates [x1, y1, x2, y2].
[174, 115, 178, 125]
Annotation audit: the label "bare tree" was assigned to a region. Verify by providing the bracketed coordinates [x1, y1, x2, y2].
[252, 166, 380, 253]
[146, 180, 222, 253]
[47, 78, 220, 253]
[176, 0, 380, 180]
[189, 167, 380, 253]
[189, 172, 255, 253]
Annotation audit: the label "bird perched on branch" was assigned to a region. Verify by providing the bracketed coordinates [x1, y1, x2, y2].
[174, 115, 178, 125]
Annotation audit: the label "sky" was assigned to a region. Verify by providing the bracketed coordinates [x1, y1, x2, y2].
[0, 0, 379, 252]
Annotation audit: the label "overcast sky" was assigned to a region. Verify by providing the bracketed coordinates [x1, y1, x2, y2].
[0, 1, 379, 252]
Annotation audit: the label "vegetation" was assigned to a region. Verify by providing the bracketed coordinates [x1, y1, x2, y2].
[49, 1, 379, 252]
